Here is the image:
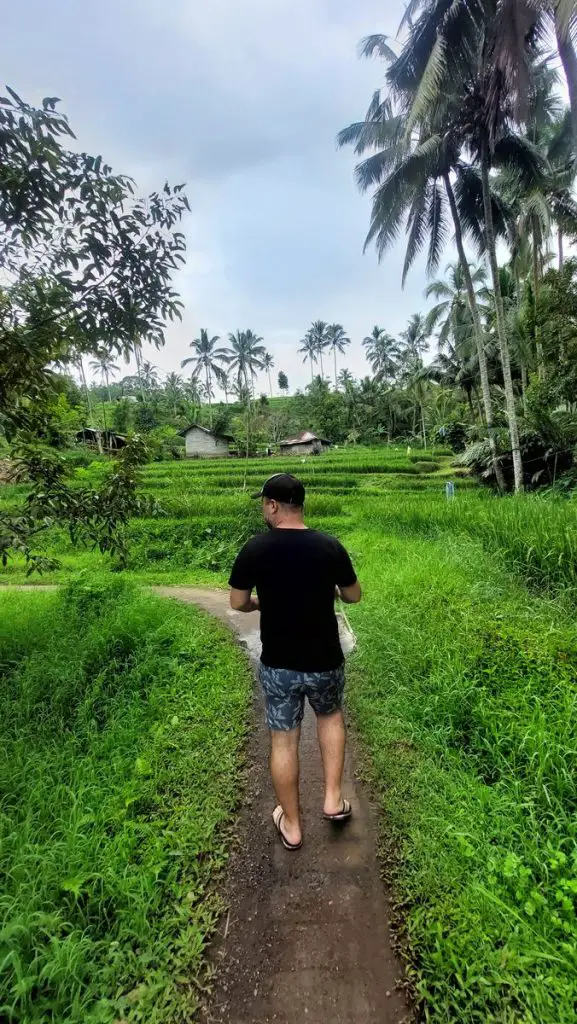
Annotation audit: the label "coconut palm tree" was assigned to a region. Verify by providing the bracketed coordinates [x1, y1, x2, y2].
[326, 324, 351, 387]
[181, 328, 229, 428]
[308, 321, 330, 379]
[227, 330, 267, 395]
[362, 327, 400, 383]
[298, 330, 318, 382]
[338, 67, 508, 490]
[164, 372, 183, 417]
[89, 351, 119, 403]
[263, 352, 275, 396]
[425, 262, 489, 354]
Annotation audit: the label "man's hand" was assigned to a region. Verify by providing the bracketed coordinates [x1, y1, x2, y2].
[230, 588, 260, 613]
[336, 581, 362, 605]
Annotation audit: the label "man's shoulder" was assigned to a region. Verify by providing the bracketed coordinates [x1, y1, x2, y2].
[238, 532, 270, 556]
[309, 529, 346, 551]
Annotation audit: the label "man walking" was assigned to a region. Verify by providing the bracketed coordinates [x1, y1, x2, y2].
[228, 473, 361, 851]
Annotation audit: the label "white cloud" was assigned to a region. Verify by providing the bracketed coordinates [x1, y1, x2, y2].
[4, 0, 441, 394]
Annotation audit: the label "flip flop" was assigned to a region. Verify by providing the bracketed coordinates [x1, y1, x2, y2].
[272, 806, 303, 851]
[323, 798, 352, 822]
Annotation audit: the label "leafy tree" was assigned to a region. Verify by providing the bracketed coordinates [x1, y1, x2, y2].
[278, 370, 289, 394]
[0, 89, 188, 438]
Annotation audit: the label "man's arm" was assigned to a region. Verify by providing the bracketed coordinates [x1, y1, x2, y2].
[337, 581, 362, 605]
[230, 588, 260, 613]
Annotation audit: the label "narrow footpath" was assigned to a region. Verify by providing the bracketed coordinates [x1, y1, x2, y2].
[155, 586, 410, 1024]
[5, 583, 410, 1023]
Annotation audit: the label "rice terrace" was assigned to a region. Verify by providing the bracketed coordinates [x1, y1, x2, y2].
[2, 1, 577, 1023]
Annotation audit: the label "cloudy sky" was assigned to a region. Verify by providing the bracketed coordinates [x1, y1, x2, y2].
[5, 0, 438, 394]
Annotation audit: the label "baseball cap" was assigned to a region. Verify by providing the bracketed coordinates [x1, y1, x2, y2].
[251, 473, 306, 505]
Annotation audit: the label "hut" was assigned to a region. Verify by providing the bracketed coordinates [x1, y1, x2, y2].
[279, 431, 331, 456]
[75, 428, 127, 451]
[178, 424, 233, 458]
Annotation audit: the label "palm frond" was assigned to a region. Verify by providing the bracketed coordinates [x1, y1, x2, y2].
[426, 180, 449, 276]
[404, 33, 448, 137]
[358, 34, 398, 63]
[402, 182, 430, 284]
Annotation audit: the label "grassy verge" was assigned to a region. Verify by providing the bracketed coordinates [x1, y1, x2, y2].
[0, 578, 252, 1024]
[345, 532, 577, 1022]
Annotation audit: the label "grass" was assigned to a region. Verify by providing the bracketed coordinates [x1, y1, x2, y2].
[2, 443, 577, 1020]
[0, 577, 252, 1024]
[345, 532, 577, 1022]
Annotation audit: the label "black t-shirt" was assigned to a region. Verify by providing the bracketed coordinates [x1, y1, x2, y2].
[228, 529, 357, 672]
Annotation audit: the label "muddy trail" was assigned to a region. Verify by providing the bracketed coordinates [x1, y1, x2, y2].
[5, 584, 410, 1024]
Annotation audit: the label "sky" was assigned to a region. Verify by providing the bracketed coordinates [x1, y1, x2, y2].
[4, 0, 437, 395]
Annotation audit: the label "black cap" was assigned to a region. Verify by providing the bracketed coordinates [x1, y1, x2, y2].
[251, 473, 306, 505]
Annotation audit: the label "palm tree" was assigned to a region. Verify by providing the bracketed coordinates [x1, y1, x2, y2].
[263, 352, 275, 397]
[338, 62, 508, 490]
[425, 262, 489, 354]
[362, 327, 400, 383]
[326, 324, 351, 387]
[399, 313, 430, 362]
[71, 350, 93, 423]
[216, 367, 231, 404]
[341, 10, 546, 491]
[89, 351, 119, 404]
[164, 372, 183, 417]
[298, 330, 318, 382]
[140, 361, 159, 393]
[309, 321, 329, 378]
[181, 328, 229, 428]
[185, 376, 202, 421]
[227, 329, 266, 470]
[337, 368, 356, 392]
[227, 330, 267, 395]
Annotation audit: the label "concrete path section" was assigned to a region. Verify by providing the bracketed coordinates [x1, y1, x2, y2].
[155, 586, 410, 1024]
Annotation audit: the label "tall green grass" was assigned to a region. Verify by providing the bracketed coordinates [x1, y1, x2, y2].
[0, 578, 251, 1023]
[345, 532, 577, 1022]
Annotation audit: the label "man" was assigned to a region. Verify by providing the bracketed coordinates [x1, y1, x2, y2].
[228, 473, 361, 851]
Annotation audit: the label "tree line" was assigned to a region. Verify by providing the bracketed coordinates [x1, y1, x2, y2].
[335, 0, 577, 492]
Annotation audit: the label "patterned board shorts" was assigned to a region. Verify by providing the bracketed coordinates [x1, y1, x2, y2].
[259, 662, 346, 732]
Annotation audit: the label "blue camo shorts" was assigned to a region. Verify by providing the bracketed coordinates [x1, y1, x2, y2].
[259, 662, 346, 731]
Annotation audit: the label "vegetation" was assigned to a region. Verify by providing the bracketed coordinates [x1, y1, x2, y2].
[0, 577, 251, 1023]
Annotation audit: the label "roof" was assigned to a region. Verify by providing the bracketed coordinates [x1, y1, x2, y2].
[279, 430, 330, 446]
[178, 423, 234, 441]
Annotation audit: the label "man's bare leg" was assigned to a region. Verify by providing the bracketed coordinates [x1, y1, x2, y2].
[270, 726, 302, 845]
[317, 709, 346, 815]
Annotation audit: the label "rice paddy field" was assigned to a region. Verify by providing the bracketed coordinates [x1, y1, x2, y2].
[1, 445, 577, 1022]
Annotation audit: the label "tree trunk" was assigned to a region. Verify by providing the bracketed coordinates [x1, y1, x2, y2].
[532, 220, 544, 380]
[310, 358, 314, 383]
[268, 369, 273, 398]
[78, 359, 93, 424]
[319, 350, 324, 378]
[420, 402, 427, 449]
[334, 347, 338, 389]
[480, 144, 523, 492]
[521, 363, 528, 417]
[206, 366, 212, 428]
[443, 172, 506, 492]
[556, 12, 577, 156]
[558, 225, 564, 270]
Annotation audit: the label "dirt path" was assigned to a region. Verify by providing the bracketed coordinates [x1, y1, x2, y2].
[155, 586, 410, 1024]
[5, 583, 410, 1023]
